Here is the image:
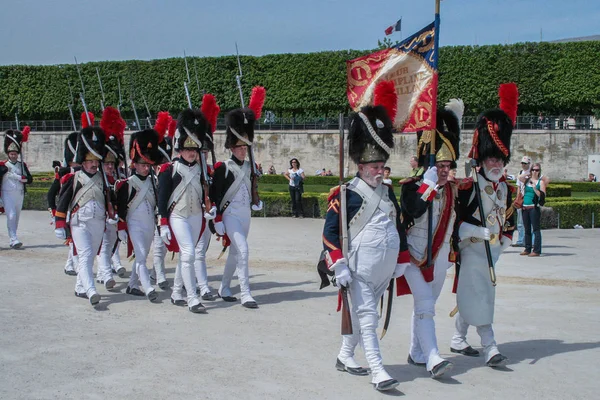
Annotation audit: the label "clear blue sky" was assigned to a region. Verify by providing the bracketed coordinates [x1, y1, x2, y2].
[0, 0, 598, 66]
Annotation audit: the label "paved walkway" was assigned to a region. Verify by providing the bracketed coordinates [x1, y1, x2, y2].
[1, 211, 599, 399]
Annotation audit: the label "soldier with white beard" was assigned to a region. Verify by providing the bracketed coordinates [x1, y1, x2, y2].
[396, 100, 463, 378]
[321, 82, 410, 392]
[1, 126, 33, 248]
[54, 115, 116, 307]
[116, 128, 162, 302]
[450, 83, 518, 368]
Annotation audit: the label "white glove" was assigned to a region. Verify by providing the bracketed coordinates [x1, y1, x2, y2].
[423, 166, 438, 187]
[393, 263, 410, 278]
[251, 200, 264, 212]
[9, 172, 21, 181]
[55, 228, 66, 240]
[160, 225, 172, 245]
[204, 205, 217, 220]
[458, 222, 490, 241]
[334, 261, 352, 288]
[214, 221, 225, 236]
[106, 213, 119, 225]
[20, 176, 28, 183]
[118, 230, 128, 243]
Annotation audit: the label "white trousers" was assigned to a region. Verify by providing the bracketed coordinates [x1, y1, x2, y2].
[339, 242, 398, 384]
[112, 241, 123, 269]
[127, 206, 156, 294]
[65, 242, 78, 272]
[71, 216, 105, 297]
[194, 224, 213, 295]
[451, 312, 499, 363]
[404, 243, 451, 371]
[96, 223, 117, 281]
[153, 227, 167, 283]
[221, 207, 252, 302]
[3, 191, 23, 243]
[170, 213, 203, 303]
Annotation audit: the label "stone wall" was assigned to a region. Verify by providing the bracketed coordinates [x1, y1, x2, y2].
[2, 130, 599, 181]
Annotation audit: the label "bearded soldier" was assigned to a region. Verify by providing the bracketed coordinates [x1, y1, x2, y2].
[1, 126, 33, 248]
[210, 88, 265, 309]
[396, 99, 463, 378]
[95, 107, 127, 289]
[157, 109, 211, 313]
[47, 131, 80, 275]
[321, 82, 410, 392]
[116, 128, 162, 302]
[450, 83, 518, 368]
[54, 115, 116, 307]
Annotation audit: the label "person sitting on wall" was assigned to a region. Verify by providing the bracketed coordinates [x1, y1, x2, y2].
[587, 173, 597, 182]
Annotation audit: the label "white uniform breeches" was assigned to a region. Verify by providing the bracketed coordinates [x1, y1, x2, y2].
[220, 205, 251, 302]
[404, 243, 451, 371]
[71, 216, 105, 297]
[153, 227, 167, 283]
[127, 205, 156, 294]
[3, 191, 23, 243]
[170, 213, 203, 303]
[96, 222, 117, 281]
[194, 224, 213, 295]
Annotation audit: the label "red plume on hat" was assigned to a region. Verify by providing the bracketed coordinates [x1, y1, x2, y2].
[154, 111, 171, 143]
[201, 94, 220, 133]
[373, 80, 397, 122]
[168, 119, 177, 138]
[81, 112, 95, 128]
[248, 86, 266, 120]
[100, 107, 126, 144]
[21, 126, 31, 143]
[499, 83, 519, 127]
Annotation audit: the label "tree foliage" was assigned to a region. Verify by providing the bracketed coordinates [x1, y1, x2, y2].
[1, 41, 599, 120]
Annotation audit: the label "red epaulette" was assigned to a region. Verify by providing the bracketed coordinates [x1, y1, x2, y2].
[214, 161, 224, 170]
[60, 172, 75, 186]
[327, 185, 341, 202]
[457, 177, 474, 190]
[0, 160, 6, 167]
[159, 163, 171, 173]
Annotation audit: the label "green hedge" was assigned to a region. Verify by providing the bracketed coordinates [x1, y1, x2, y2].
[2, 41, 600, 119]
[569, 182, 600, 193]
[546, 184, 571, 198]
[545, 201, 600, 229]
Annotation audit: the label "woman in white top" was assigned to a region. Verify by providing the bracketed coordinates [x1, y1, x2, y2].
[284, 158, 306, 218]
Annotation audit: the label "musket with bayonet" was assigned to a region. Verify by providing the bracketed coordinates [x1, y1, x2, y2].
[234, 43, 260, 207]
[96, 67, 106, 112]
[74, 56, 117, 222]
[117, 76, 123, 112]
[65, 74, 78, 131]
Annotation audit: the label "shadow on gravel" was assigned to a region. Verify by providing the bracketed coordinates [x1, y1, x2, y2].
[19, 244, 66, 249]
[253, 287, 336, 305]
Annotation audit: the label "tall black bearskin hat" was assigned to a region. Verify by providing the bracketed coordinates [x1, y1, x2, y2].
[174, 109, 208, 152]
[3, 126, 29, 154]
[348, 81, 396, 165]
[417, 98, 463, 169]
[64, 131, 79, 165]
[469, 83, 518, 164]
[75, 112, 106, 164]
[154, 111, 173, 163]
[224, 86, 265, 149]
[100, 107, 126, 165]
[129, 129, 162, 165]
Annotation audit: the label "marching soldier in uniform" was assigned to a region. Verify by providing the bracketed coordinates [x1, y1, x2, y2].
[47, 131, 80, 275]
[96, 107, 127, 289]
[396, 99, 463, 378]
[157, 109, 210, 313]
[450, 83, 518, 368]
[116, 128, 162, 302]
[321, 82, 410, 392]
[1, 126, 33, 248]
[151, 112, 175, 290]
[54, 116, 116, 307]
[210, 89, 264, 309]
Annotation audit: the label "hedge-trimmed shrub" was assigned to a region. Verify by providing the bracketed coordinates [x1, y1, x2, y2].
[546, 184, 571, 198]
[569, 182, 600, 193]
[546, 201, 600, 229]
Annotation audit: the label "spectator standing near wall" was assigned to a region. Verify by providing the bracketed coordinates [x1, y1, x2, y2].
[519, 163, 548, 257]
[284, 158, 305, 218]
[409, 156, 423, 177]
[513, 156, 531, 247]
[382, 166, 392, 185]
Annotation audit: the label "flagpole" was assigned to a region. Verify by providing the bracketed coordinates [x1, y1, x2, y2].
[426, 0, 441, 269]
